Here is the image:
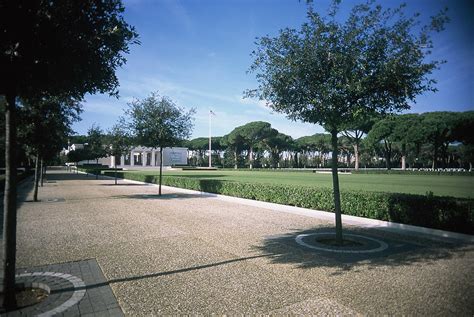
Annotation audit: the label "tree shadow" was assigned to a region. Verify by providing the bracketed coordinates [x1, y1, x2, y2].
[99, 183, 150, 187]
[44, 173, 97, 181]
[165, 174, 227, 179]
[0, 175, 36, 235]
[110, 193, 205, 200]
[252, 225, 473, 274]
[51, 254, 272, 294]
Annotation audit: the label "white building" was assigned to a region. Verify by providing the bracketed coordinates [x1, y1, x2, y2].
[111, 146, 188, 168]
[65, 145, 188, 168]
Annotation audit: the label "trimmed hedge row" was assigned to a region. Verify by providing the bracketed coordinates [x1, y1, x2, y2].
[78, 167, 122, 175]
[352, 169, 473, 176]
[103, 171, 474, 234]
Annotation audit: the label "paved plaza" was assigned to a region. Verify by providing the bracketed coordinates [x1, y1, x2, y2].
[5, 169, 474, 315]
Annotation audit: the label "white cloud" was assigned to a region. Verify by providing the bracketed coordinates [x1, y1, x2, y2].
[83, 100, 126, 116]
[237, 95, 269, 110]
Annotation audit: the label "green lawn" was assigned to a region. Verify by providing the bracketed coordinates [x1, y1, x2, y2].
[127, 169, 474, 199]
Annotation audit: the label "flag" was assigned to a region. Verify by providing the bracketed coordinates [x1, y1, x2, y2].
[210, 109, 216, 116]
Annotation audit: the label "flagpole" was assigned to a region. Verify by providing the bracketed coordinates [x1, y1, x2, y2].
[209, 109, 212, 168]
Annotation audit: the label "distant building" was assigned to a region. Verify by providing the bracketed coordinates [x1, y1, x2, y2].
[112, 146, 188, 168]
[64, 145, 188, 167]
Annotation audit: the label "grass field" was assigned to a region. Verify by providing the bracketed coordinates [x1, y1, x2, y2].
[126, 169, 474, 199]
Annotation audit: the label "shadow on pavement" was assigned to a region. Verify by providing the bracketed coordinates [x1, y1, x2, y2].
[51, 254, 273, 294]
[99, 183, 150, 187]
[110, 193, 204, 200]
[45, 172, 99, 181]
[252, 225, 473, 274]
[0, 175, 36, 235]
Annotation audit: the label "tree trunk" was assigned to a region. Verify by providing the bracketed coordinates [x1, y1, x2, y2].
[330, 130, 343, 245]
[2, 93, 18, 309]
[95, 158, 99, 179]
[33, 154, 40, 202]
[401, 155, 406, 170]
[353, 144, 359, 170]
[249, 147, 253, 169]
[114, 157, 118, 185]
[159, 147, 163, 195]
[384, 141, 391, 170]
[40, 158, 44, 187]
[432, 144, 438, 169]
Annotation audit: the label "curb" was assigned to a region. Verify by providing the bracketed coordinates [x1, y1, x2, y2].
[96, 172, 474, 243]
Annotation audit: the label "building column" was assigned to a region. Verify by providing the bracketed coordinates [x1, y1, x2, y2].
[130, 151, 135, 166]
[142, 152, 146, 167]
[120, 155, 124, 166]
[151, 150, 155, 166]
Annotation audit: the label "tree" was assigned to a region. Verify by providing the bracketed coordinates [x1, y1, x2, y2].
[0, 1, 137, 308]
[210, 136, 225, 167]
[18, 96, 82, 201]
[421, 112, 459, 169]
[236, 121, 276, 169]
[263, 131, 294, 168]
[452, 111, 474, 170]
[186, 137, 210, 166]
[296, 134, 331, 167]
[66, 148, 91, 173]
[105, 120, 132, 184]
[127, 92, 195, 195]
[222, 128, 247, 169]
[341, 115, 378, 170]
[391, 114, 424, 170]
[86, 124, 107, 179]
[366, 117, 397, 169]
[245, 1, 447, 244]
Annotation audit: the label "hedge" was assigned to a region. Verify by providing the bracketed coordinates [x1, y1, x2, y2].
[78, 166, 122, 175]
[103, 171, 474, 235]
[352, 169, 473, 176]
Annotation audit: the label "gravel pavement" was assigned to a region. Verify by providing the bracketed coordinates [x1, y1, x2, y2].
[13, 168, 474, 315]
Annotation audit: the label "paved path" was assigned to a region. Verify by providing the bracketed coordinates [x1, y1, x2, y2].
[12, 169, 474, 315]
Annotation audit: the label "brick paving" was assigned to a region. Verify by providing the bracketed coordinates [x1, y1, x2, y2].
[1, 259, 121, 317]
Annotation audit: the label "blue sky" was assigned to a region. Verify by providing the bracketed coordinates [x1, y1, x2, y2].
[73, 0, 473, 139]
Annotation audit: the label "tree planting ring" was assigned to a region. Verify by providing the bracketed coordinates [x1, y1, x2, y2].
[295, 232, 388, 254]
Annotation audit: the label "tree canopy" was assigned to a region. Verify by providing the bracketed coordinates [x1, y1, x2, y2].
[127, 92, 195, 194]
[105, 119, 132, 184]
[245, 1, 448, 244]
[0, 0, 138, 99]
[1, 0, 138, 307]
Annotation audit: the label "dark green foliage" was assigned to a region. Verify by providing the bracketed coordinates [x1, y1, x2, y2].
[66, 148, 91, 165]
[78, 166, 120, 176]
[245, 1, 449, 243]
[1, 0, 139, 99]
[86, 125, 107, 162]
[103, 171, 474, 234]
[1, 0, 138, 307]
[352, 170, 473, 176]
[0, 170, 33, 192]
[126, 92, 195, 194]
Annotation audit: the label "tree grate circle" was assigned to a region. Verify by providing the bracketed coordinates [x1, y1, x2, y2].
[295, 232, 388, 254]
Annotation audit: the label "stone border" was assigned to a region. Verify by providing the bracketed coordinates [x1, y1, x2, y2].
[295, 233, 389, 254]
[16, 272, 86, 317]
[96, 173, 474, 243]
[6, 259, 123, 317]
